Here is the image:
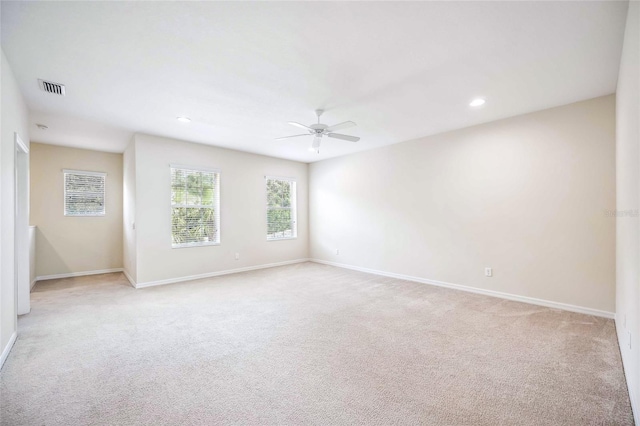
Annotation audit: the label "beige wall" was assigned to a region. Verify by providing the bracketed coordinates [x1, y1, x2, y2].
[1, 49, 30, 362]
[310, 95, 616, 314]
[616, 1, 639, 421]
[30, 143, 123, 277]
[131, 134, 309, 285]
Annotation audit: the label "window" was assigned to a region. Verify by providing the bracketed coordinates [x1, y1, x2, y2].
[266, 176, 297, 240]
[171, 165, 220, 247]
[64, 170, 106, 216]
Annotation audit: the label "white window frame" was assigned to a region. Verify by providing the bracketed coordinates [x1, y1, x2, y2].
[265, 175, 297, 241]
[170, 164, 221, 248]
[63, 169, 107, 217]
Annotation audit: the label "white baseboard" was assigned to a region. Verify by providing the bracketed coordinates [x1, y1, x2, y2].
[30, 279, 37, 290]
[122, 269, 137, 288]
[36, 268, 124, 282]
[135, 258, 310, 289]
[615, 314, 639, 426]
[0, 331, 17, 371]
[311, 259, 615, 319]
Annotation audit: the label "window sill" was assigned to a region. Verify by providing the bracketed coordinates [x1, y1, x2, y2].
[172, 242, 220, 249]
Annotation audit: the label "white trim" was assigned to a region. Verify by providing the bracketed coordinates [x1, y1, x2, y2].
[615, 314, 639, 426]
[311, 259, 615, 319]
[122, 269, 137, 288]
[172, 241, 220, 249]
[62, 169, 106, 177]
[135, 258, 309, 289]
[36, 268, 124, 282]
[264, 175, 296, 182]
[29, 227, 37, 291]
[0, 332, 17, 371]
[170, 164, 221, 174]
[15, 133, 28, 154]
[15, 133, 30, 315]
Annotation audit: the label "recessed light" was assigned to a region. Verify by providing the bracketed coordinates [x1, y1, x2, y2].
[176, 116, 191, 123]
[469, 98, 486, 107]
[36, 123, 48, 130]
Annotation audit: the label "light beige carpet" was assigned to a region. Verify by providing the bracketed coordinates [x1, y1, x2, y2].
[0, 262, 633, 425]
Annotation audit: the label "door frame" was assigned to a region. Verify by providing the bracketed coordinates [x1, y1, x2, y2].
[15, 132, 30, 315]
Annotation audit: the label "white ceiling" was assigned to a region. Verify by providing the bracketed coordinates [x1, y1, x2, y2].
[1, 1, 628, 162]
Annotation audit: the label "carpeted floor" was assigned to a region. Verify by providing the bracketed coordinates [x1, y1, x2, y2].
[0, 262, 634, 425]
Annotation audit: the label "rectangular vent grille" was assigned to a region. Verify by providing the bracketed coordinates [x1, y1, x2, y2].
[38, 79, 65, 96]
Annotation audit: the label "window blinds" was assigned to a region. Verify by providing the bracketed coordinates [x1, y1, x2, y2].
[266, 177, 297, 240]
[171, 166, 220, 247]
[64, 170, 106, 216]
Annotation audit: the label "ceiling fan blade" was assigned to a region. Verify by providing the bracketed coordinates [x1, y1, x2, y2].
[327, 133, 360, 142]
[275, 134, 310, 140]
[325, 121, 356, 132]
[288, 122, 314, 132]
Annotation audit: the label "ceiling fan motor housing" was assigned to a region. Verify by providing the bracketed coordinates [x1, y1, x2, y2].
[310, 123, 328, 134]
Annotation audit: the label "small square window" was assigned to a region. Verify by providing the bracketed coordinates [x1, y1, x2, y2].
[64, 170, 106, 216]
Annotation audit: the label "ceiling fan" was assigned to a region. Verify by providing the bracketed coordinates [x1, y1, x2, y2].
[276, 110, 360, 153]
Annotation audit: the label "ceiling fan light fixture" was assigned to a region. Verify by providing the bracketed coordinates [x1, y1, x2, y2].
[310, 136, 322, 153]
[176, 116, 191, 123]
[469, 98, 486, 107]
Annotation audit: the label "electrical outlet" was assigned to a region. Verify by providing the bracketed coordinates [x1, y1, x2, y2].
[485, 267, 492, 277]
[335, 249, 339, 255]
[235, 253, 239, 260]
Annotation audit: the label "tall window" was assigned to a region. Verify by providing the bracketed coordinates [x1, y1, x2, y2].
[266, 176, 297, 240]
[171, 166, 220, 247]
[64, 170, 106, 216]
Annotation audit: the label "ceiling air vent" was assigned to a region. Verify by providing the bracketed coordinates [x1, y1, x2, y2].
[38, 79, 65, 96]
